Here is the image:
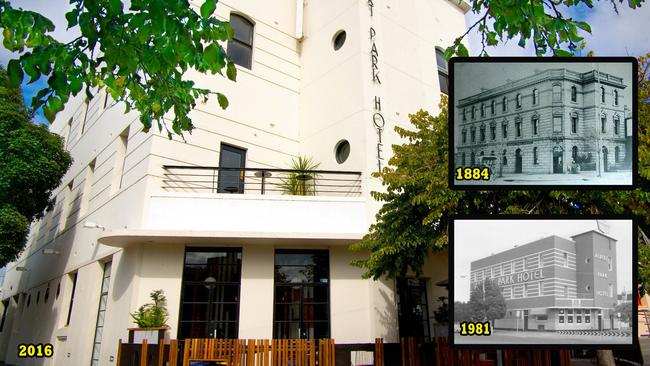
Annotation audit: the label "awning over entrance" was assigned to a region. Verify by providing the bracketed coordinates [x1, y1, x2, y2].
[97, 229, 364, 248]
[529, 308, 548, 315]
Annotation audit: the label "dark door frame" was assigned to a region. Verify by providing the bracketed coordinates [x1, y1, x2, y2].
[218, 143, 247, 193]
[515, 149, 523, 173]
[396, 278, 432, 341]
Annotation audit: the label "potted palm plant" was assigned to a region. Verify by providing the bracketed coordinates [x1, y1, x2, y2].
[280, 156, 321, 195]
[128, 289, 170, 344]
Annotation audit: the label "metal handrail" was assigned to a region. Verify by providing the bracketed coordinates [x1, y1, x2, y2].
[162, 165, 363, 197]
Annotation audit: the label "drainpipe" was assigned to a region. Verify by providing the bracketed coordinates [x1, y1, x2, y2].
[295, 0, 304, 40]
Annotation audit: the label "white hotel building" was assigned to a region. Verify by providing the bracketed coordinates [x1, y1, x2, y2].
[0, 1, 469, 365]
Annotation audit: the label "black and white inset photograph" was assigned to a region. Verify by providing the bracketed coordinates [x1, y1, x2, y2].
[449, 57, 637, 188]
[450, 217, 635, 347]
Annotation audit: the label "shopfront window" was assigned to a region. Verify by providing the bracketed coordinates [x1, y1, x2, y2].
[179, 248, 242, 339]
[274, 250, 330, 339]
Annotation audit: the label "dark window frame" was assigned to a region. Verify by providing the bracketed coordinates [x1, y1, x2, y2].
[179, 248, 243, 340]
[227, 14, 254, 69]
[273, 249, 330, 340]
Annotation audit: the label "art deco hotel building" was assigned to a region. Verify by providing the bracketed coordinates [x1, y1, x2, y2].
[470, 230, 620, 331]
[0, 1, 471, 365]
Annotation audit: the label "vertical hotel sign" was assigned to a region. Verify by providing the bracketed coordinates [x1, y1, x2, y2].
[368, 0, 384, 172]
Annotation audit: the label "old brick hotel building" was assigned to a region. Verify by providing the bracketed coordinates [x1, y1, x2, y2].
[470, 230, 619, 331]
[455, 67, 629, 174]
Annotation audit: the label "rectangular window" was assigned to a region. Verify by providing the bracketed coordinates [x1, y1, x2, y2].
[65, 273, 78, 326]
[79, 98, 90, 138]
[537, 315, 548, 321]
[0, 299, 9, 332]
[490, 125, 496, 140]
[179, 248, 242, 339]
[515, 121, 521, 137]
[532, 118, 538, 135]
[568, 316, 573, 323]
[90, 262, 112, 366]
[63, 118, 73, 149]
[80, 159, 96, 216]
[502, 124, 508, 138]
[601, 117, 606, 133]
[274, 250, 330, 339]
[59, 181, 74, 232]
[553, 116, 562, 132]
[585, 315, 591, 323]
[559, 316, 564, 323]
[436, 49, 448, 95]
[110, 127, 129, 194]
[228, 14, 254, 69]
[577, 315, 582, 323]
[571, 116, 578, 133]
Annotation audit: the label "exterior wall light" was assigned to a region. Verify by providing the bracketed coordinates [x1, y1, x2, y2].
[83, 221, 106, 230]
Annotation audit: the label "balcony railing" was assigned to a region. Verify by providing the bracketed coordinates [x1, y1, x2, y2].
[162, 165, 362, 197]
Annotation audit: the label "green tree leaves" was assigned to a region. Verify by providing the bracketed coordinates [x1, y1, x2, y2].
[352, 55, 650, 279]
[444, 0, 642, 58]
[0, 66, 72, 266]
[200, 0, 217, 19]
[0, 0, 236, 137]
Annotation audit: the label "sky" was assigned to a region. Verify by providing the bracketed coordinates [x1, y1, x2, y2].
[453, 219, 633, 302]
[465, 2, 650, 57]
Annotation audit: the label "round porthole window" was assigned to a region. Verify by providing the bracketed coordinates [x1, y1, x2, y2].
[335, 140, 350, 164]
[332, 30, 346, 51]
[585, 258, 590, 264]
[586, 285, 591, 292]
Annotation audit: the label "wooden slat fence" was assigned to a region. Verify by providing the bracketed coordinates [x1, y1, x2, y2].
[118, 337, 572, 366]
[432, 337, 572, 366]
[118, 338, 335, 366]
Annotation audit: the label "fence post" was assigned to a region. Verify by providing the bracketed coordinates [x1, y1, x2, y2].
[212, 168, 216, 193]
[158, 339, 165, 366]
[140, 339, 148, 366]
[169, 340, 178, 366]
[116, 338, 122, 366]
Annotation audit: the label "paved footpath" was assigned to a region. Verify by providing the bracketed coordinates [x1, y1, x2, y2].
[456, 171, 632, 186]
[453, 329, 632, 345]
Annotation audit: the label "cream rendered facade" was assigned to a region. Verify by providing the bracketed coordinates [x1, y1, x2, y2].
[0, 1, 468, 365]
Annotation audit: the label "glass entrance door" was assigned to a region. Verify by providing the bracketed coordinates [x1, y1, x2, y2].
[179, 248, 242, 339]
[273, 250, 330, 339]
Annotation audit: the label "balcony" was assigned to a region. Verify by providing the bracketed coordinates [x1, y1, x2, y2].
[97, 165, 370, 244]
[162, 165, 362, 197]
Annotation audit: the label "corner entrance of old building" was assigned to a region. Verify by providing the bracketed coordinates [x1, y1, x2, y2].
[553, 150, 563, 173]
[515, 149, 523, 173]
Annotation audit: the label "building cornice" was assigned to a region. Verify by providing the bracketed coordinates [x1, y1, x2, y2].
[458, 69, 626, 107]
